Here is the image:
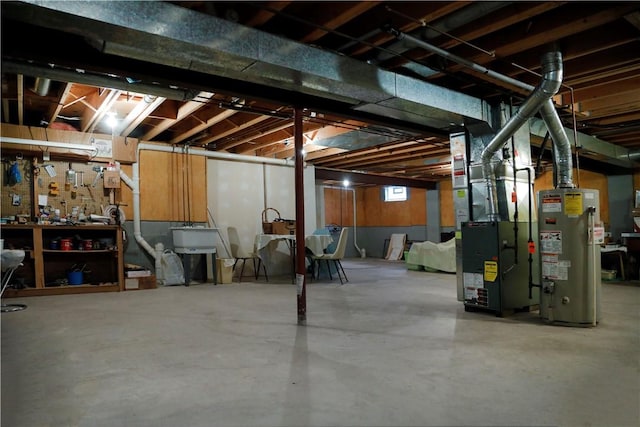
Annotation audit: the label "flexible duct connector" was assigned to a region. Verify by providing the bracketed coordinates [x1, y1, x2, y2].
[384, 27, 579, 190]
[539, 100, 574, 188]
[481, 52, 565, 220]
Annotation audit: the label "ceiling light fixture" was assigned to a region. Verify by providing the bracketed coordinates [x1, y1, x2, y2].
[105, 112, 117, 129]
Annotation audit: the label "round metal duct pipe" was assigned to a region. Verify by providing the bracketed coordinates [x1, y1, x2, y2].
[32, 77, 51, 96]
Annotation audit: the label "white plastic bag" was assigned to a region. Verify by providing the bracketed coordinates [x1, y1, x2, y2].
[160, 250, 185, 286]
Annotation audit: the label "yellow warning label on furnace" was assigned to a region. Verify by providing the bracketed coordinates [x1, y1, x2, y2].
[564, 192, 583, 216]
[484, 261, 498, 282]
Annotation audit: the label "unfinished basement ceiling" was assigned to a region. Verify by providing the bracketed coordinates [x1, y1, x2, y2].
[1, 1, 639, 187]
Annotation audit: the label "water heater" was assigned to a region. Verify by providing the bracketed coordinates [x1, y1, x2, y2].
[538, 188, 602, 326]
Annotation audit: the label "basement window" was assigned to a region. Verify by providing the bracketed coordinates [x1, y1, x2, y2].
[383, 186, 407, 202]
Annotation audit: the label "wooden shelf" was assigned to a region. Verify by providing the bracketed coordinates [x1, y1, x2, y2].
[42, 249, 117, 253]
[1, 224, 124, 297]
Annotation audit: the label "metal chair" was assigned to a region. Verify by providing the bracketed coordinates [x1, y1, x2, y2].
[311, 227, 349, 284]
[227, 226, 268, 282]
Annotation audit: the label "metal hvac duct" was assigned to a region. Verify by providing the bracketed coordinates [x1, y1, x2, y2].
[5, 0, 482, 133]
[481, 52, 564, 221]
[6, 2, 632, 170]
[538, 101, 574, 188]
[31, 77, 51, 96]
[384, 28, 577, 190]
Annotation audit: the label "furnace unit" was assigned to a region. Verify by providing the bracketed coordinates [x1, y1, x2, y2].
[456, 51, 565, 318]
[462, 221, 539, 315]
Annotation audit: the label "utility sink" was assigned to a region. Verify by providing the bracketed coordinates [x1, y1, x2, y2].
[171, 226, 218, 254]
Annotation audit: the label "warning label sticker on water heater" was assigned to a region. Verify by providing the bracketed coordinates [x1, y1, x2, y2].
[564, 192, 583, 217]
[542, 194, 562, 213]
[540, 231, 562, 254]
[541, 254, 571, 280]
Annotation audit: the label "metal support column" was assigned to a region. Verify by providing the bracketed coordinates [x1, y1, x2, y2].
[294, 107, 307, 324]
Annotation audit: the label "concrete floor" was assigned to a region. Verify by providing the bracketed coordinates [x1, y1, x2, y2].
[2, 258, 639, 427]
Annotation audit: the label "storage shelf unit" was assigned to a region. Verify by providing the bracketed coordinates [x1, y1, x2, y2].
[1, 224, 124, 297]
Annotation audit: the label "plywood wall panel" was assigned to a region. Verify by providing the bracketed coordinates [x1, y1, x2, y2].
[348, 186, 426, 227]
[409, 189, 427, 225]
[112, 137, 138, 163]
[139, 150, 206, 221]
[324, 187, 354, 226]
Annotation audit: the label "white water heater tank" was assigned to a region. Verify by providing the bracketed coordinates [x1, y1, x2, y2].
[538, 188, 602, 326]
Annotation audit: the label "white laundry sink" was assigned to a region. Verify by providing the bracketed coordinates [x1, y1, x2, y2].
[171, 227, 218, 254]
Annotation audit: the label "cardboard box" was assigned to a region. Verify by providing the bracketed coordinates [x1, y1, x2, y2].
[272, 220, 295, 235]
[103, 170, 121, 188]
[126, 269, 152, 278]
[125, 275, 157, 290]
[216, 258, 234, 284]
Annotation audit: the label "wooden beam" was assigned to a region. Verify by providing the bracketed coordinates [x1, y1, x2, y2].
[17, 74, 24, 126]
[300, 2, 381, 43]
[140, 91, 214, 141]
[315, 167, 437, 189]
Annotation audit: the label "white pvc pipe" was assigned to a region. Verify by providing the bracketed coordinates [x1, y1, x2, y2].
[137, 142, 296, 166]
[350, 187, 365, 257]
[118, 165, 156, 256]
[118, 165, 162, 285]
[0, 136, 99, 155]
[129, 143, 300, 279]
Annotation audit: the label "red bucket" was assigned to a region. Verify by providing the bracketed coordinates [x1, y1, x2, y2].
[60, 238, 72, 251]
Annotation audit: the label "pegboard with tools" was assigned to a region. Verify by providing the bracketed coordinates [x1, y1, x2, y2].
[1, 156, 121, 223]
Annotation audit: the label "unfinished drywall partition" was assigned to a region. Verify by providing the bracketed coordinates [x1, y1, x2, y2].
[206, 158, 318, 276]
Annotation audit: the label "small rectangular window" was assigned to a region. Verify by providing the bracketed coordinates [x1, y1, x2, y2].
[383, 186, 407, 202]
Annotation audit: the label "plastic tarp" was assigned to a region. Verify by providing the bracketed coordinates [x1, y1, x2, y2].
[406, 238, 456, 273]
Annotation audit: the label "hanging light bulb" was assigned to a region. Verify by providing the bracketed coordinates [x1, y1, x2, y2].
[105, 112, 117, 129]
